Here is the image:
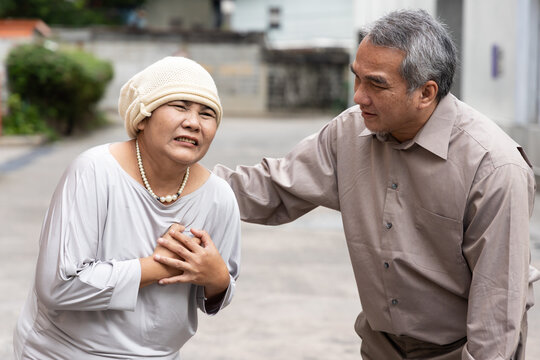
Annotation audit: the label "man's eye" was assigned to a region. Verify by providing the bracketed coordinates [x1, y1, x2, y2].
[174, 104, 187, 110]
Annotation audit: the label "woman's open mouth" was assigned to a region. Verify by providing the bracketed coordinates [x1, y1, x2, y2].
[175, 136, 198, 145]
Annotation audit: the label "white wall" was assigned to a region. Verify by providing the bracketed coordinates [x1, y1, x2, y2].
[353, 0, 436, 29]
[461, 0, 518, 126]
[232, 0, 354, 48]
[515, 0, 540, 125]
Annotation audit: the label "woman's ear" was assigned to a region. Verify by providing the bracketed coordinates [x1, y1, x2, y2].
[137, 118, 147, 132]
[418, 80, 438, 109]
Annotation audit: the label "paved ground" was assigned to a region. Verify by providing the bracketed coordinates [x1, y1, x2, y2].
[1, 115, 539, 359]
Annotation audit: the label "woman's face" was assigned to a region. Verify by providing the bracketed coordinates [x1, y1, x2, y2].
[137, 100, 218, 167]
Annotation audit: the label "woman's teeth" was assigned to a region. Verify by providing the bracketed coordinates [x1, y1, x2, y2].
[176, 137, 196, 145]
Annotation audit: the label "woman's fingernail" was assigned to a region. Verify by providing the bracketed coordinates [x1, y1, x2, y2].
[154, 255, 161, 260]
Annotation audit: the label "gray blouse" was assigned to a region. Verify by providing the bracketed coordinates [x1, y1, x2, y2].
[14, 144, 241, 359]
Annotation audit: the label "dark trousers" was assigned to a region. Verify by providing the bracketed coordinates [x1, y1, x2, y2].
[355, 312, 527, 360]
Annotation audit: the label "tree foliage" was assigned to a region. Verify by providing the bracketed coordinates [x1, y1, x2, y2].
[0, 0, 147, 26]
[6, 43, 114, 135]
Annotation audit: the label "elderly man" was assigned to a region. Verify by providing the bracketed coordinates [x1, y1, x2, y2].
[212, 9, 538, 359]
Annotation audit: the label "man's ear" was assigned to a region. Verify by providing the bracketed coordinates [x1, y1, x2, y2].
[418, 80, 438, 109]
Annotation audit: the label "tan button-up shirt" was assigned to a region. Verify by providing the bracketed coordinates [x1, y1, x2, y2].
[214, 94, 540, 359]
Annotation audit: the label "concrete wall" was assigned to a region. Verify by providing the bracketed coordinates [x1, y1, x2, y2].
[265, 49, 349, 111]
[142, 0, 215, 30]
[51, 28, 348, 117]
[55, 29, 268, 116]
[188, 43, 268, 115]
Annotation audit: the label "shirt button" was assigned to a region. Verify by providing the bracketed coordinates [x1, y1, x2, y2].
[384, 262, 390, 269]
[391, 183, 398, 190]
[385, 222, 393, 229]
[391, 299, 398, 305]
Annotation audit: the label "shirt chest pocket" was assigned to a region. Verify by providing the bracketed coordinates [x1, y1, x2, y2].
[411, 205, 469, 275]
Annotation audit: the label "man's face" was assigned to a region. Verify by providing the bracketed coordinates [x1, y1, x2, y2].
[351, 38, 424, 141]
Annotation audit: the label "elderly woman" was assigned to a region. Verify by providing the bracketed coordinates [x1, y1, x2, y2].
[13, 57, 241, 359]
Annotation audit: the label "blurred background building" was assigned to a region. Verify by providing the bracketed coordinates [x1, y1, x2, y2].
[0, 0, 539, 174]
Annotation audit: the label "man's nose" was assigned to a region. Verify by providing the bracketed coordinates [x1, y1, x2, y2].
[354, 86, 370, 106]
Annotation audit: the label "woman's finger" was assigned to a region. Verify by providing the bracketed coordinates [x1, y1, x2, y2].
[171, 230, 202, 252]
[154, 253, 189, 270]
[164, 223, 185, 237]
[158, 237, 192, 259]
[190, 228, 213, 248]
[158, 274, 188, 285]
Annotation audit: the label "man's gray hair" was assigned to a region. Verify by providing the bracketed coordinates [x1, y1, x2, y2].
[361, 9, 457, 101]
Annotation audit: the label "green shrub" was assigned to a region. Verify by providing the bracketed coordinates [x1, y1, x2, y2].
[6, 43, 113, 135]
[2, 93, 56, 139]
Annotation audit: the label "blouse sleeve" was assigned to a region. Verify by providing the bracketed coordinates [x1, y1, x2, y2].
[196, 178, 242, 315]
[34, 152, 141, 312]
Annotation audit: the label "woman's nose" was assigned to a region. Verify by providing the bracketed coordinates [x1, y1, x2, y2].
[182, 110, 201, 131]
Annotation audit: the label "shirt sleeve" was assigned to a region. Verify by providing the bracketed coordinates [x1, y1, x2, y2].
[34, 153, 141, 312]
[462, 163, 535, 359]
[213, 121, 340, 225]
[196, 179, 242, 315]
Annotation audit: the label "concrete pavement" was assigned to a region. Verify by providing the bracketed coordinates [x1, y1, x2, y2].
[1, 115, 539, 359]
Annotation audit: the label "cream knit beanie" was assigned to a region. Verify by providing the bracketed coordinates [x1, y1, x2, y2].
[119, 56, 222, 139]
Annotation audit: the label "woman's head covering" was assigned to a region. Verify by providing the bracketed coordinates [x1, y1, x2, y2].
[118, 56, 222, 138]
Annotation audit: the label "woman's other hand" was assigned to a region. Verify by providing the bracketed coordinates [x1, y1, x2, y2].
[140, 223, 195, 287]
[154, 228, 230, 300]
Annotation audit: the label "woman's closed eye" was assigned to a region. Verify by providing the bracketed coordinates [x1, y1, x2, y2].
[173, 103, 188, 110]
[200, 111, 216, 119]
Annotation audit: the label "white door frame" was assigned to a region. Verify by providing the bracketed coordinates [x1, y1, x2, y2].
[516, 0, 540, 124]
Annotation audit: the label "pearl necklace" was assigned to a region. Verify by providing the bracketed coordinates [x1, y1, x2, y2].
[136, 139, 189, 203]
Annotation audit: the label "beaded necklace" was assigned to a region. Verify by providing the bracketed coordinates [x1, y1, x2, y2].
[135, 139, 189, 203]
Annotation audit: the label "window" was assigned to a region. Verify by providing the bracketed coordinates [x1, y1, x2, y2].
[268, 6, 281, 30]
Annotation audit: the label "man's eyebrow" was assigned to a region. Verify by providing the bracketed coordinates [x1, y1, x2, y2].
[350, 65, 389, 87]
[365, 74, 389, 86]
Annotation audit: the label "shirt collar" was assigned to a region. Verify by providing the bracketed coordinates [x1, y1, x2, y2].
[358, 94, 457, 160]
[412, 94, 456, 160]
